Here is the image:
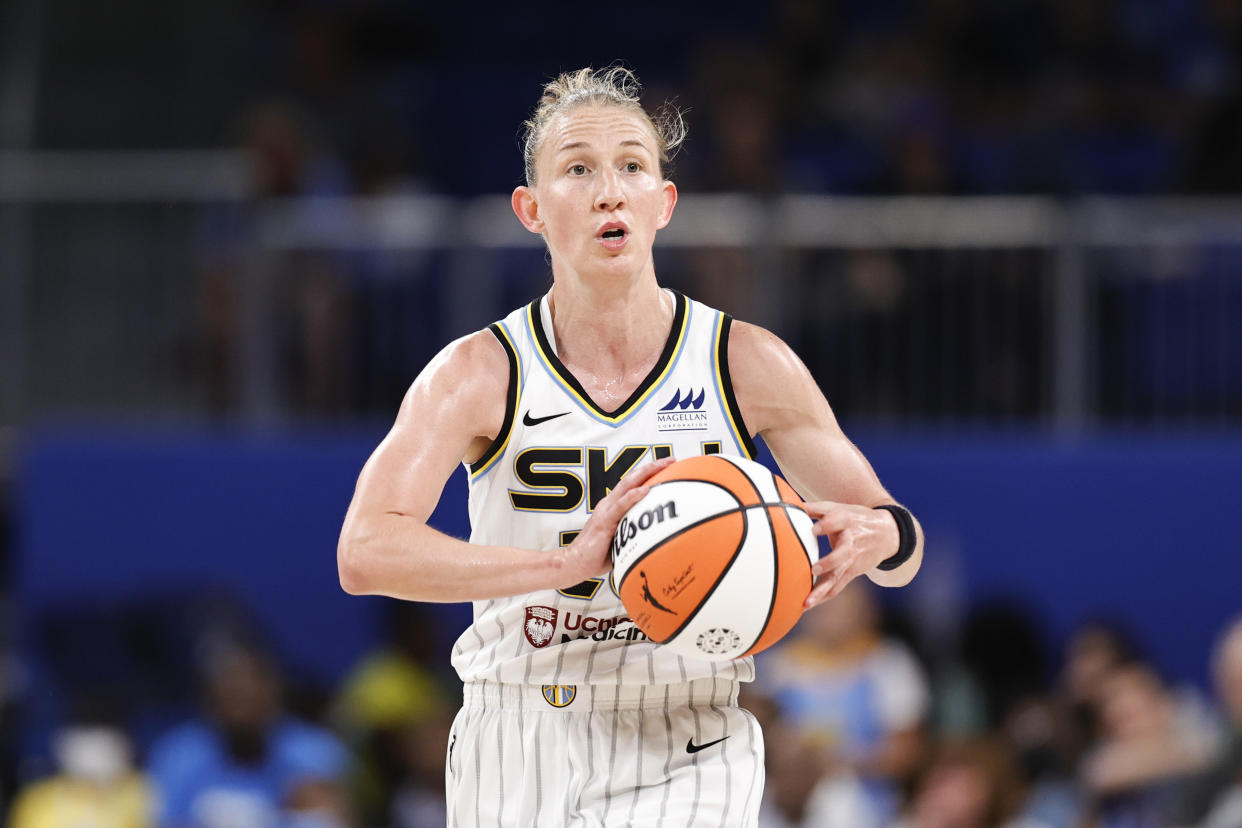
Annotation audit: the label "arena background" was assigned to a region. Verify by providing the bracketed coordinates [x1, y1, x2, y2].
[1, 0, 1240, 824]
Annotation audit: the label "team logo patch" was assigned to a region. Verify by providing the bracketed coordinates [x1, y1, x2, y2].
[656, 388, 710, 432]
[524, 606, 558, 648]
[541, 684, 577, 708]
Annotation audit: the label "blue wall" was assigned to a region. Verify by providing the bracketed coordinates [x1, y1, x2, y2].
[16, 427, 1241, 692]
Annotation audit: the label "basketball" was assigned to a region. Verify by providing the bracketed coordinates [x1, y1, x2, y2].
[610, 454, 819, 661]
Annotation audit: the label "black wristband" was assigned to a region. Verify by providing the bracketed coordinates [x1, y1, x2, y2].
[873, 504, 917, 571]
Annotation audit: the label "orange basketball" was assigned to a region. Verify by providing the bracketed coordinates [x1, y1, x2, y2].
[610, 454, 818, 661]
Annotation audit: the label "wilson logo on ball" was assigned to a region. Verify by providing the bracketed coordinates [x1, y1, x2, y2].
[610, 500, 679, 561]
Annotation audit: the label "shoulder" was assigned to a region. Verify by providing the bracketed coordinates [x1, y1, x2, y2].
[726, 319, 806, 380]
[396, 327, 511, 424]
[725, 318, 822, 435]
[418, 327, 510, 393]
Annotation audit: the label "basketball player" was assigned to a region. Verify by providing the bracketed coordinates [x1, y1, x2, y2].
[337, 67, 924, 826]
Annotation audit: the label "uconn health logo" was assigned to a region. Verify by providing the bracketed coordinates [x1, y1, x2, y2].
[656, 388, 710, 432]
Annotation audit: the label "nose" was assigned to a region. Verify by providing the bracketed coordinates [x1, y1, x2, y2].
[594, 168, 624, 212]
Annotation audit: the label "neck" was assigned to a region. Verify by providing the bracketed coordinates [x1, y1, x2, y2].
[547, 275, 669, 368]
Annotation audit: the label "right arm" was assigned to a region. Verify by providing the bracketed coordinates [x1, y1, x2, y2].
[337, 329, 667, 602]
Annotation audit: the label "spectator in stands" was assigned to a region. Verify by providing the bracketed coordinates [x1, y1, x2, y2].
[890, 736, 1054, 828]
[333, 600, 453, 826]
[146, 642, 349, 828]
[196, 98, 352, 416]
[388, 708, 454, 828]
[1079, 662, 1216, 828]
[1001, 696, 1086, 828]
[756, 700, 881, 828]
[1174, 615, 1242, 827]
[7, 701, 151, 828]
[758, 579, 930, 823]
[1060, 620, 1144, 758]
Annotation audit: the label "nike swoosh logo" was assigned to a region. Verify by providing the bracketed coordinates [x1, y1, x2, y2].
[686, 736, 729, 754]
[522, 411, 569, 427]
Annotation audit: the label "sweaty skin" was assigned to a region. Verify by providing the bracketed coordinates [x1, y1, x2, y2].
[337, 103, 922, 608]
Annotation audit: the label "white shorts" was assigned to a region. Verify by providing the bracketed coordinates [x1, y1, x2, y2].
[446, 677, 764, 827]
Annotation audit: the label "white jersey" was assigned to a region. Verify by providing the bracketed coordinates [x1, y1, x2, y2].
[451, 289, 759, 688]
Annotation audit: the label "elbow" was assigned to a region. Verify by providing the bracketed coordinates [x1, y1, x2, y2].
[337, 535, 372, 595]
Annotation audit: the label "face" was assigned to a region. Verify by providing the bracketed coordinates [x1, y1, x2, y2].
[513, 104, 677, 281]
[914, 763, 991, 828]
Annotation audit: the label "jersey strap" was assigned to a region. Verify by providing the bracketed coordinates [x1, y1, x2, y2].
[469, 322, 522, 478]
[713, 313, 757, 459]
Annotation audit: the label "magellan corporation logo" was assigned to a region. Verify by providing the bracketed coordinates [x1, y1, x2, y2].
[656, 388, 709, 432]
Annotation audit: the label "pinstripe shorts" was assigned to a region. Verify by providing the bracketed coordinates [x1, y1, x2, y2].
[446, 677, 764, 827]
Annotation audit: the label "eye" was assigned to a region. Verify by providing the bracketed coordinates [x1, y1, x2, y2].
[624, 161, 641, 173]
[568, 164, 587, 176]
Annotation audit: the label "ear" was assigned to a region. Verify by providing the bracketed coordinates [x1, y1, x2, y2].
[655, 179, 678, 230]
[511, 186, 544, 234]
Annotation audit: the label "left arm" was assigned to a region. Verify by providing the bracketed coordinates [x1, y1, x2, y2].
[728, 321, 923, 608]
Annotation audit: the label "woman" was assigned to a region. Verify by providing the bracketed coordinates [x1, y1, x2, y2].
[338, 66, 923, 826]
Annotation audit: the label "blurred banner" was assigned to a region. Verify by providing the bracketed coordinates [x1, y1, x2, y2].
[17, 426, 1238, 688]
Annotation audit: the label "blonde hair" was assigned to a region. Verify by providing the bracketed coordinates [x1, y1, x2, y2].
[521, 66, 687, 185]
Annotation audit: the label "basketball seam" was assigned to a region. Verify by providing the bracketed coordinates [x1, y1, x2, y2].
[658, 506, 751, 645]
[741, 501, 809, 658]
[614, 498, 797, 584]
[616, 460, 808, 654]
[615, 506, 750, 637]
[622, 501, 796, 648]
[646, 478, 744, 509]
[715, 455, 766, 503]
[612, 478, 745, 608]
[738, 498, 781, 657]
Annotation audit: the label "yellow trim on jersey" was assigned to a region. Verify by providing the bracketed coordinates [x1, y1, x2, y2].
[507, 446, 585, 513]
[712, 313, 755, 459]
[469, 322, 522, 480]
[525, 301, 690, 425]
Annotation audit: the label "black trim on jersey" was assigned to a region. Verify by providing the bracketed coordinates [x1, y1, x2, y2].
[468, 323, 519, 475]
[718, 314, 758, 459]
[528, 290, 688, 420]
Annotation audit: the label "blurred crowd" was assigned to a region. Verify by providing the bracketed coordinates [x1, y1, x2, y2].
[4, 579, 1242, 828]
[4, 2, 1242, 827]
[72, 0, 1241, 197]
[168, 0, 1242, 423]
[747, 584, 1242, 828]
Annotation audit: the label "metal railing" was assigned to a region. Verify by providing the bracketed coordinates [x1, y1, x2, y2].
[3, 151, 1241, 443]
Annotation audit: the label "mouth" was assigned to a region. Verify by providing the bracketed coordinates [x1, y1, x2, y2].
[597, 222, 630, 251]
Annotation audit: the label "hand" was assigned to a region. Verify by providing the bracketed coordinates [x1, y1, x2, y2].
[558, 457, 676, 588]
[802, 502, 899, 609]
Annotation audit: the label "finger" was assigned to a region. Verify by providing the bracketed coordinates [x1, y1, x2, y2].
[824, 571, 853, 600]
[804, 578, 835, 610]
[801, 500, 844, 519]
[804, 569, 854, 609]
[593, 485, 651, 529]
[614, 484, 651, 515]
[811, 510, 853, 536]
[610, 456, 676, 497]
[812, 550, 848, 579]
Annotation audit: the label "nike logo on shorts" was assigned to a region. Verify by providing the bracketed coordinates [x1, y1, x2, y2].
[523, 411, 570, 426]
[686, 736, 729, 754]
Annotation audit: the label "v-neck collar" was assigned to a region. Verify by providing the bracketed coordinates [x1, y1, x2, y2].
[526, 289, 689, 424]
